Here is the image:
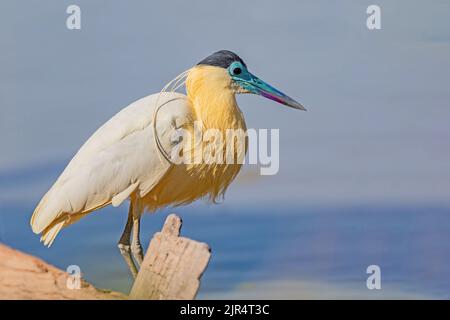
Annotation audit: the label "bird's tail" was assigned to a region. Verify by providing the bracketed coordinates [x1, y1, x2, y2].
[30, 190, 66, 247]
[40, 221, 65, 247]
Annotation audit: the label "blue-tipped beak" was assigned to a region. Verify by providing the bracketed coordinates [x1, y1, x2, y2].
[234, 72, 306, 111]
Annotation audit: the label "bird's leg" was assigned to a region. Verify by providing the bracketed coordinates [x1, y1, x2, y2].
[117, 205, 138, 279]
[131, 216, 144, 267]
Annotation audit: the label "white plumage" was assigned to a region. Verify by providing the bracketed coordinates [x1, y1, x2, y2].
[31, 92, 190, 245]
[30, 50, 305, 277]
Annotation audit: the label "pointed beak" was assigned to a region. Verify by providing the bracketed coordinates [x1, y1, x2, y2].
[237, 72, 306, 111]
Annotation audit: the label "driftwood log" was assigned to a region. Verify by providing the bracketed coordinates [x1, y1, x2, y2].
[0, 243, 125, 300]
[129, 214, 211, 300]
[0, 213, 210, 299]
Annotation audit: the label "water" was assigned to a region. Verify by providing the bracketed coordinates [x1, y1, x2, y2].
[1, 0, 449, 300]
[1, 202, 449, 299]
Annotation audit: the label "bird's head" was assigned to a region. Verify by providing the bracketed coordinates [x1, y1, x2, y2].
[187, 50, 305, 111]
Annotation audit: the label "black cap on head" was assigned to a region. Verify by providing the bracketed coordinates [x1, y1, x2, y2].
[197, 50, 247, 69]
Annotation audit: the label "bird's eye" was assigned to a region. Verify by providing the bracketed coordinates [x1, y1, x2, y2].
[232, 67, 242, 75]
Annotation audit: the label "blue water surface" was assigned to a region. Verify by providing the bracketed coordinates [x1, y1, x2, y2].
[1, 202, 449, 299]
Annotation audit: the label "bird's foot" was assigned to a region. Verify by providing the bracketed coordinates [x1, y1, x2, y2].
[131, 242, 144, 267]
[118, 243, 138, 279]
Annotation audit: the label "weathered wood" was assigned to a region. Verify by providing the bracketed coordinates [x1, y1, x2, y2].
[129, 213, 211, 300]
[0, 243, 125, 300]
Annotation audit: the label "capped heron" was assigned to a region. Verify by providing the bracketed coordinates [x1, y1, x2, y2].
[30, 50, 305, 277]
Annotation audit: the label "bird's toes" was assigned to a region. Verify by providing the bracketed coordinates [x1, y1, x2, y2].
[131, 244, 144, 266]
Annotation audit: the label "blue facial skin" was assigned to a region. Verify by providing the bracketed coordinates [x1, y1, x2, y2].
[228, 61, 306, 111]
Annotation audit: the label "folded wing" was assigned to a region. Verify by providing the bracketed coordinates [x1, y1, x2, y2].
[30, 92, 192, 245]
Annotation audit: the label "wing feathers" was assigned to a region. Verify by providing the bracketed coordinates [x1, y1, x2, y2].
[30, 93, 191, 242]
[112, 182, 138, 207]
